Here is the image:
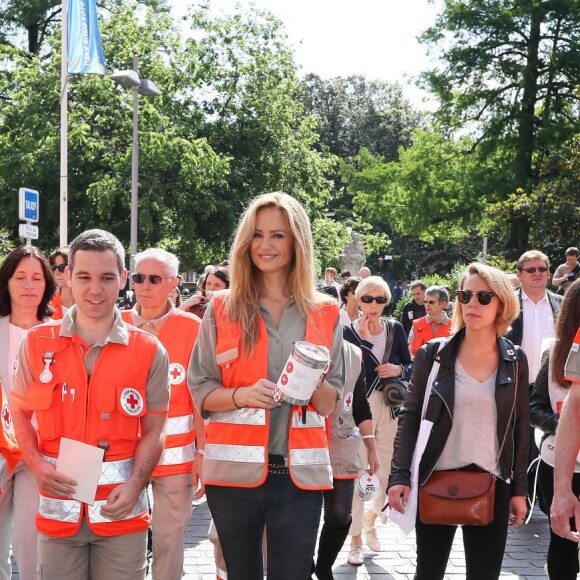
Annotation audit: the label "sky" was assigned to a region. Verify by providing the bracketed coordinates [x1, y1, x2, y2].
[168, 0, 444, 109]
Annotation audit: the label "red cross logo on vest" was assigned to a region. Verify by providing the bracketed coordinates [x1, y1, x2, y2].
[2, 401, 12, 431]
[343, 391, 353, 412]
[120, 388, 144, 416]
[168, 363, 185, 386]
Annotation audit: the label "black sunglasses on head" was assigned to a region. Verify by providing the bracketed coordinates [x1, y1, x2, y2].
[51, 264, 67, 273]
[456, 290, 497, 306]
[360, 295, 388, 304]
[132, 273, 174, 285]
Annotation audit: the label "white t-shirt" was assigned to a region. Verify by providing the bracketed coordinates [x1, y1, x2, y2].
[353, 319, 387, 361]
[7, 323, 29, 396]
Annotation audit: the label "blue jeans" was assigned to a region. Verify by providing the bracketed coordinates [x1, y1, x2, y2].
[206, 472, 323, 580]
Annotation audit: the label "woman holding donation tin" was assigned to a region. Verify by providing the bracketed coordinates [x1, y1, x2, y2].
[188, 192, 343, 580]
[342, 276, 412, 565]
[388, 263, 529, 580]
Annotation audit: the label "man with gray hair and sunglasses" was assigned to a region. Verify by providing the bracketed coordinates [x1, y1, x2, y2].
[122, 248, 204, 580]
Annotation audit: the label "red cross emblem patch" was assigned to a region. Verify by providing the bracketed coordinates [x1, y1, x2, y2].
[2, 401, 12, 431]
[343, 392, 353, 412]
[168, 363, 185, 385]
[120, 388, 144, 416]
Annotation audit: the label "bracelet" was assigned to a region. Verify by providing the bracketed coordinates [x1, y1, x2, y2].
[361, 435, 375, 439]
[232, 387, 243, 409]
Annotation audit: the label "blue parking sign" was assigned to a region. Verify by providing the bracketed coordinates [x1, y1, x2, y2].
[18, 188, 39, 222]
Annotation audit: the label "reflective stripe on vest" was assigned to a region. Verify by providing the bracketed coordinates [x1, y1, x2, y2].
[164, 414, 194, 436]
[88, 489, 149, 524]
[208, 408, 266, 426]
[205, 443, 265, 464]
[291, 410, 324, 429]
[158, 443, 195, 466]
[42, 454, 134, 485]
[39, 489, 149, 524]
[0, 455, 7, 491]
[290, 448, 330, 465]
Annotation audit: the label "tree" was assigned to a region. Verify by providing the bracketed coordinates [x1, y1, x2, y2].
[0, 2, 335, 268]
[298, 74, 425, 162]
[421, 0, 580, 254]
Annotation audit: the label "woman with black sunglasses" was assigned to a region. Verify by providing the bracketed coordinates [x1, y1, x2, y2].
[48, 247, 74, 318]
[388, 263, 529, 580]
[342, 275, 412, 566]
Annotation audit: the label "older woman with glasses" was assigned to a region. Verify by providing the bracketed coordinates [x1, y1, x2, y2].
[388, 263, 529, 580]
[342, 276, 412, 566]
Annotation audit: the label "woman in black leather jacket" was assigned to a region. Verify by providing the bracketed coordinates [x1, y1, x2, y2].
[388, 263, 529, 580]
[530, 280, 580, 579]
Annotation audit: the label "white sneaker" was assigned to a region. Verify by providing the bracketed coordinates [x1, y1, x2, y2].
[347, 545, 364, 566]
[365, 527, 381, 552]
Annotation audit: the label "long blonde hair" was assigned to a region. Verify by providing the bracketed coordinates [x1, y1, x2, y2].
[227, 192, 327, 355]
[452, 262, 519, 336]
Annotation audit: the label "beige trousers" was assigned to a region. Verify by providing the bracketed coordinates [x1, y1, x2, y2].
[37, 518, 147, 579]
[0, 464, 38, 580]
[150, 472, 193, 580]
[349, 390, 398, 537]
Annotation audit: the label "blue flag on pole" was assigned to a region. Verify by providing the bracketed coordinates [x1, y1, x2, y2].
[67, 0, 107, 74]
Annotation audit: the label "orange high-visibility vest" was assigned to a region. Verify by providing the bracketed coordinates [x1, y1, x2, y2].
[24, 319, 161, 538]
[204, 293, 338, 490]
[410, 316, 452, 356]
[0, 382, 21, 494]
[49, 292, 63, 320]
[122, 308, 200, 476]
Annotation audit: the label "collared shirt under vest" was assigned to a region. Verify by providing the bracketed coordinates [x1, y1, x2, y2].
[199, 292, 341, 491]
[11, 306, 169, 538]
[123, 303, 201, 476]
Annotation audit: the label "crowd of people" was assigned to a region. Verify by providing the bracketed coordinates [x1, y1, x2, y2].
[0, 192, 578, 580]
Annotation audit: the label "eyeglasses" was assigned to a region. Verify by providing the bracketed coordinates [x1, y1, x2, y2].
[456, 290, 497, 306]
[425, 299, 439, 305]
[360, 295, 388, 304]
[131, 273, 175, 285]
[51, 264, 67, 273]
[518, 266, 549, 274]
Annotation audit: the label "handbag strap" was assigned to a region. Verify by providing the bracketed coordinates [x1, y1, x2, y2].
[421, 359, 440, 420]
[382, 318, 396, 364]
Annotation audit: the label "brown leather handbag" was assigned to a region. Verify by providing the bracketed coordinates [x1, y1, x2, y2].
[418, 470, 496, 526]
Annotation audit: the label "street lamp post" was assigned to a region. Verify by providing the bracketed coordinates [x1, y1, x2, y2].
[110, 56, 161, 273]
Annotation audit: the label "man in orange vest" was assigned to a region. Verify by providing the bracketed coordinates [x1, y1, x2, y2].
[408, 285, 452, 357]
[10, 229, 169, 580]
[122, 248, 203, 580]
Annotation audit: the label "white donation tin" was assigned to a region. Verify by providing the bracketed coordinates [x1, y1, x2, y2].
[273, 341, 330, 406]
[356, 473, 381, 501]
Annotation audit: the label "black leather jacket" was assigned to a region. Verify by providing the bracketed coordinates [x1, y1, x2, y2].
[530, 350, 558, 436]
[388, 329, 530, 497]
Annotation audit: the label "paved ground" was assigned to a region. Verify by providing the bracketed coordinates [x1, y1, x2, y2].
[12, 498, 552, 579]
[182, 498, 551, 580]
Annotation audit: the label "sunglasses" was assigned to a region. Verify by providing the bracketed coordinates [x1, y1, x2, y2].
[519, 266, 549, 274]
[456, 290, 497, 306]
[131, 273, 174, 285]
[360, 295, 388, 304]
[51, 264, 67, 273]
[425, 299, 439, 305]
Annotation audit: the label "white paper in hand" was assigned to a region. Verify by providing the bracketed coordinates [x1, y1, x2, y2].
[57, 438, 104, 505]
[388, 419, 433, 536]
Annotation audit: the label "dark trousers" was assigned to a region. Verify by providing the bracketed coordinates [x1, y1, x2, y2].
[206, 473, 323, 580]
[314, 478, 355, 578]
[537, 460, 580, 579]
[414, 478, 511, 580]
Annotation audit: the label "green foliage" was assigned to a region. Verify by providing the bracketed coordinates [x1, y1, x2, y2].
[0, 1, 334, 269]
[488, 133, 580, 266]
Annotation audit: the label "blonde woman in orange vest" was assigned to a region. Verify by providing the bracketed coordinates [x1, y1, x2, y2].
[188, 192, 344, 580]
